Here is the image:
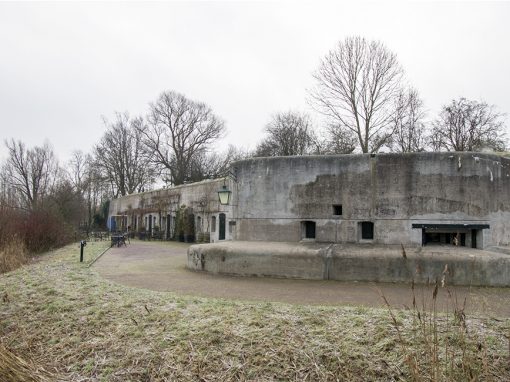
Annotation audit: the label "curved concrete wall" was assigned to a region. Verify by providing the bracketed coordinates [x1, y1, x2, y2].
[232, 152, 510, 247]
[187, 242, 510, 287]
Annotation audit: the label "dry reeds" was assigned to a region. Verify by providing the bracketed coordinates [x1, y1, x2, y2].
[382, 276, 504, 381]
[0, 237, 29, 274]
[0, 344, 55, 382]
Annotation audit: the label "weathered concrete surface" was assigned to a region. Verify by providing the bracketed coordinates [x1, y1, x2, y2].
[187, 241, 510, 287]
[188, 241, 327, 279]
[108, 152, 510, 248]
[234, 152, 510, 247]
[488, 246, 510, 255]
[108, 178, 235, 242]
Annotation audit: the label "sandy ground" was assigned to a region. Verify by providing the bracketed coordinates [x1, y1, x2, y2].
[94, 240, 510, 317]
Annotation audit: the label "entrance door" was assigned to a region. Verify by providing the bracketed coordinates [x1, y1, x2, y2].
[219, 213, 226, 240]
[166, 214, 171, 240]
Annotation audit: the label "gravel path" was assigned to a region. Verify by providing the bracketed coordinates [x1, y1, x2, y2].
[94, 240, 510, 317]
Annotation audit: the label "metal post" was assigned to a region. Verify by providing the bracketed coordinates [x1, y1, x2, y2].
[80, 240, 86, 262]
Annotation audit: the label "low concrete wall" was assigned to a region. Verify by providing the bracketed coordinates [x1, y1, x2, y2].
[327, 245, 510, 286]
[187, 242, 510, 287]
[187, 242, 326, 279]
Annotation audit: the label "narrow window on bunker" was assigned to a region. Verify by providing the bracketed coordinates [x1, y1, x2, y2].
[197, 216, 202, 233]
[333, 205, 342, 216]
[361, 221, 374, 240]
[211, 216, 216, 232]
[302, 221, 316, 239]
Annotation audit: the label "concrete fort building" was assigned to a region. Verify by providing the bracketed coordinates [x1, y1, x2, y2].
[109, 152, 510, 286]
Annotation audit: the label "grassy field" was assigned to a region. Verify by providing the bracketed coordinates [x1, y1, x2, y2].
[0, 242, 509, 381]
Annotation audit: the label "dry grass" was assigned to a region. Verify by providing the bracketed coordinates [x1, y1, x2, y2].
[0, 344, 56, 382]
[0, 237, 29, 274]
[381, 279, 510, 381]
[0, 241, 509, 381]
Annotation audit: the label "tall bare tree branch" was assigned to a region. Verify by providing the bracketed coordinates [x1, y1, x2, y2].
[309, 36, 404, 153]
[389, 87, 427, 152]
[139, 91, 226, 185]
[94, 112, 156, 197]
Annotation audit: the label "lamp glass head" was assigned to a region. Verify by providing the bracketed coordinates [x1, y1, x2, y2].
[218, 185, 231, 205]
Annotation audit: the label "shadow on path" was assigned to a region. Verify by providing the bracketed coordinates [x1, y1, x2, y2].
[94, 241, 510, 317]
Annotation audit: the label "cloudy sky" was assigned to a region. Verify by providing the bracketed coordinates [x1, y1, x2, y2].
[0, 1, 509, 163]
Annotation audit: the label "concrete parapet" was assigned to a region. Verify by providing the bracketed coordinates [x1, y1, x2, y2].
[187, 242, 510, 287]
[187, 241, 326, 279]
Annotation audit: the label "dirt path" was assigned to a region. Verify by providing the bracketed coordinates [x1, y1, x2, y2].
[94, 241, 510, 317]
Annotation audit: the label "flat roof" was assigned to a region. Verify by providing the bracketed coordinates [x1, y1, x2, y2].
[412, 223, 490, 230]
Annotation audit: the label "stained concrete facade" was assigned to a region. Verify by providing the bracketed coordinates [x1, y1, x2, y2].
[232, 152, 510, 248]
[108, 178, 235, 242]
[109, 152, 510, 249]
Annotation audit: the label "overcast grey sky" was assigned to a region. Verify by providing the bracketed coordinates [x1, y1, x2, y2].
[0, 1, 509, 163]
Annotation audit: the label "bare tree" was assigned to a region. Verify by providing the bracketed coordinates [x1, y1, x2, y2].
[309, 36, 404, 153]
[189, 145, 250, 182]
[255, 111, 318, 157]
[67, 150, 90, 193]
[94, 112, 156, 197]
[2, 140, 60, 210]
[389, 87, 427, 152]
[139, 91, 226, 185]
[86, 162, 112, 229]
[318, 126, 357, 155]
[66, 151, 111, 230]
[430, 98, 507, 152]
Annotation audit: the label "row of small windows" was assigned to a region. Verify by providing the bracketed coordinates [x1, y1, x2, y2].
[302, 221, 374, 240]
[136, 205, 344, 233]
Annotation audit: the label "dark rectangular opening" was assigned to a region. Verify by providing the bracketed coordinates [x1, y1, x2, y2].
[361, 221, 374, 240]
[219, 213, 226, 240]
[302, 221, 316, 239]
[332, 204, 342, 216]
[424, 231, 467, 247]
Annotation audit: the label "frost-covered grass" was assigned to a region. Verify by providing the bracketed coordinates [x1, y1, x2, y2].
[0, 242, 509, 381]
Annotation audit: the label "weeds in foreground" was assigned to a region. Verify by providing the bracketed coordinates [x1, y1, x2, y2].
[382, 277, 509, 381]
[0, 237, 29, 274]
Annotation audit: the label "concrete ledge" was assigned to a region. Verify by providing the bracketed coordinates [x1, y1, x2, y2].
[187, 242, 510, 287]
